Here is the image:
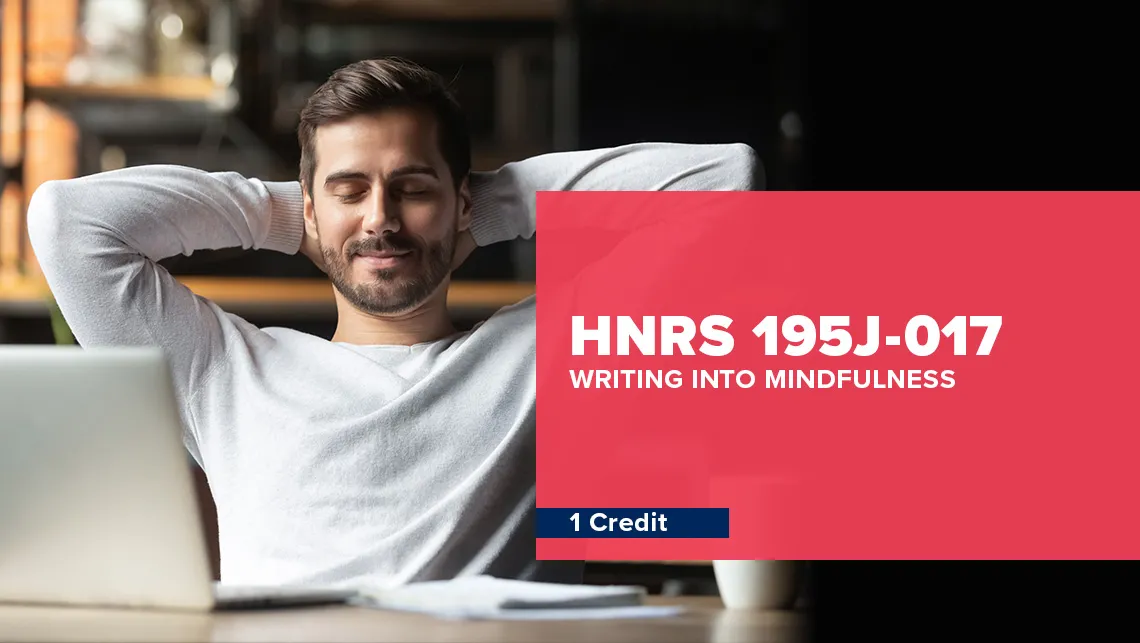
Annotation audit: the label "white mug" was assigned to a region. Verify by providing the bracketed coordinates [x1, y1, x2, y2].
[713, 560, 799, 610]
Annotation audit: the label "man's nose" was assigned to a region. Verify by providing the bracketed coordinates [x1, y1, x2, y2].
[361, 191, 400, 235]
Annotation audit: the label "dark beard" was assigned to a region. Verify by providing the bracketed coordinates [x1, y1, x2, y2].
[322, 229, 456, 315]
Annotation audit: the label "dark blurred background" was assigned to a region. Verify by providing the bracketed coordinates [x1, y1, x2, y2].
[1, 0, 815, 343]
[7, 0, 1135, 341]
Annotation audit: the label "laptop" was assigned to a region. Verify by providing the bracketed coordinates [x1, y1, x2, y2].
[0, 345, 357, 611]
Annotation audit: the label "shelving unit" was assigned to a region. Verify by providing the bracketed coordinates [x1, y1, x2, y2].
[1, 0, 242, 314]
[25, 76, 224, 102]
[0, 276, 533, 319]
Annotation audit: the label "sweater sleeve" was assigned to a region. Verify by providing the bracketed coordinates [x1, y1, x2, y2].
[464, 142, 763, 246]
[26, 164, 305, 414]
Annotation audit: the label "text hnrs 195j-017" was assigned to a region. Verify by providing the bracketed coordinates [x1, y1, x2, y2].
[571, 315, 1002, 358]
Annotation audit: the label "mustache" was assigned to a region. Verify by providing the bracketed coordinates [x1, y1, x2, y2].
[346, 234, 421, 256]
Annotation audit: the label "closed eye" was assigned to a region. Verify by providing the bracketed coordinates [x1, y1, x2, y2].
[395, 186, 433, 199]
[336, 192, 366, 203]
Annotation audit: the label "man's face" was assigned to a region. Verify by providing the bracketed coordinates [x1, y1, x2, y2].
[304, 108, 470, 315]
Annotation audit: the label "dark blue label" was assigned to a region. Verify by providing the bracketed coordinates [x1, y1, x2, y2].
[536, 508, 729, 538]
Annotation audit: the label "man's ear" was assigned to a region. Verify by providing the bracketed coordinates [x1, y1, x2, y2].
[457, 176, 472, 232]
[303, 187, 318, 237]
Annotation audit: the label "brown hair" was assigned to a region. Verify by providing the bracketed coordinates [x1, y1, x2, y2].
[297, 57, 470, 194]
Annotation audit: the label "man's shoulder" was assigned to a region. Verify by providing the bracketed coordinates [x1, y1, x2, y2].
[470, 294, 535, 336]
[482, 291, 534, 317]
[494, 293, 536, 322]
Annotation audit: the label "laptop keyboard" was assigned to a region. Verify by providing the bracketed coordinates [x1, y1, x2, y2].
[212, 583, 357, 609]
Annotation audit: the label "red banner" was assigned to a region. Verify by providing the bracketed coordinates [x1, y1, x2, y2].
[535, 191, 1140, 560]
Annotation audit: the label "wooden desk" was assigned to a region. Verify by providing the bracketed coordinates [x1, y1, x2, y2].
[0, 597, 805, 643]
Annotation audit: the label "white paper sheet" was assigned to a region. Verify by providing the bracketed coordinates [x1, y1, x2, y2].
[352, 575, 686, 621]
[350, 599, 687, 621]
[426, 605, 687, 621]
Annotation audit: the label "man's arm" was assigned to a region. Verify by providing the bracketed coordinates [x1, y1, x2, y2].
[26, 164, 305, 417]
[464, 142, 762, 247]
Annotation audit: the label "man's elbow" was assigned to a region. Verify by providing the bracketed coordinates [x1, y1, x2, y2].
[722, 143, 765, 191]
[26, 179, 75, 259]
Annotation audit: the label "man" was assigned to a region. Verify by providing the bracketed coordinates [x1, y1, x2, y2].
[27, 58, 762, 589]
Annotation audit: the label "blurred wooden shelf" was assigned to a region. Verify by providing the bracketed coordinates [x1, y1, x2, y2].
[26, 77, 222, 103]
[0, 277, 533, 318]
